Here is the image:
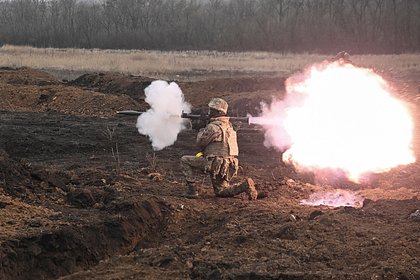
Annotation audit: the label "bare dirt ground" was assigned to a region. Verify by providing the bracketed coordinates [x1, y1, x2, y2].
[0, 66, 419, 280]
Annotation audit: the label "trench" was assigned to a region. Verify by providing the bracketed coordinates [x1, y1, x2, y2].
[0, 197, 169, 280]
[0, 111, 172, 279]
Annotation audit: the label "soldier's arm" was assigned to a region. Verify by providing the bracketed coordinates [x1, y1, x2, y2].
[196, 124, 221, 148]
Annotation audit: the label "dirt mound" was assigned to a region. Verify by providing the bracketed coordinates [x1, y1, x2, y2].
[0, 67, 61, 86]
[179, 76, 286, 115]
[0, 67, 147, 117]
[0, 197, 168, 280]
[0, 148, 69, 203]
[0, 83, 142, 117]
[180, 75, 285, 95]
[68, 72, 286, 115]
[0, 147, 170, 280]
[68, 72, 153, 100]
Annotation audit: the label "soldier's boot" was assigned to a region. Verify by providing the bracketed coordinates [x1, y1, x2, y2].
[214, 178, 257, 200]
[184, 181, 199, 199]
[257, 191, 268, 199]
[242, 177, 258, 200]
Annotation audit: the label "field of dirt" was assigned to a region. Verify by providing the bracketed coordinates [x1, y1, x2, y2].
[0, 66, 419, 280]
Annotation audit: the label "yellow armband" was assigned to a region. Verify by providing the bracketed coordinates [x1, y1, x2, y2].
[196, 151, 204, 157]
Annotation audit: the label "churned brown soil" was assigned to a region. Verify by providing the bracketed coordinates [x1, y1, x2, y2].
[0, 66, 419, 280]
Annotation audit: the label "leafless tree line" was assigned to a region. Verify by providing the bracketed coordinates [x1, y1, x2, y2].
[0, 0, 419, 53]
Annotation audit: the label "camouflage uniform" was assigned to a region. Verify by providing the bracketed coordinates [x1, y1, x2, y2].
[181, 108, 257, 200]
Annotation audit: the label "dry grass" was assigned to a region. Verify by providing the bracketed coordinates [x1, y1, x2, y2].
[1, 45, 419, 80]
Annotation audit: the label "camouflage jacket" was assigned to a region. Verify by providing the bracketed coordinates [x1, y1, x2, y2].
[196, 116, 239, 157]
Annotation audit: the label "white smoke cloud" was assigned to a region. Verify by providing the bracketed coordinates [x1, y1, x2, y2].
[136, 80, 191, 150]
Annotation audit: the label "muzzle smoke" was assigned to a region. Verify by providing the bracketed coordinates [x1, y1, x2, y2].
[136, 80, 191, 150]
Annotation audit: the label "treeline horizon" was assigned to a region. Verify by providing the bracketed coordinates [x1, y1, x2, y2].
[0, 0, 419, 54]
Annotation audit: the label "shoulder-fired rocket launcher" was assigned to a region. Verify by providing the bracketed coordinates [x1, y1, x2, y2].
[116, 110, 250, 124]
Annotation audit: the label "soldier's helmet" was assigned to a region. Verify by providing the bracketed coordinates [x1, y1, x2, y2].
[334, 51, 350, 61]
[208, 98, 228, 114]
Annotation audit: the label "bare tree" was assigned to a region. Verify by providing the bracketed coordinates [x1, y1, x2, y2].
[0, 0, 418, 53]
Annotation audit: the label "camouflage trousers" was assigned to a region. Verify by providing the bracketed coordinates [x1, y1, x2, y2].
[180, 155, 246, 197]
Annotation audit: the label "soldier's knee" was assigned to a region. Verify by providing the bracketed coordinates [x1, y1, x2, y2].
[212, 181, 232, 197]
[181, 155, 197, 162]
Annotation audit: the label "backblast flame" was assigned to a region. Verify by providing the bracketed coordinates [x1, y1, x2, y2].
[253, 62, 416, 182]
